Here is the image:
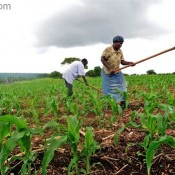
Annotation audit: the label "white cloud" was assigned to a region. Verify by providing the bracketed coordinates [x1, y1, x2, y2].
[0, 0, 175, 74]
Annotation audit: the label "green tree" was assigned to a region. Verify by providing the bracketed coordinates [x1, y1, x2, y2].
[86, 70, 96, 77]
[86, 66, 102, 77]
[147, 69, 156, 75]
[49, 71, 62, 78]
[94, 66, 101, 76]
[61, 57, 80, 65]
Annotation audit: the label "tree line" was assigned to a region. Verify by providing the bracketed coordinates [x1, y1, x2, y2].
[1, 58, 175, 83]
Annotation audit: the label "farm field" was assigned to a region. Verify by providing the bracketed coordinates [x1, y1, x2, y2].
[1, 74, 175, 175]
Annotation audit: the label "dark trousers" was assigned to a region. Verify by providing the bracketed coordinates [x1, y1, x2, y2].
[65, 80, 73, 96]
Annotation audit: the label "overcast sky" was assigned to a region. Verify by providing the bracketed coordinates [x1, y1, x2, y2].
[0, 0, 175, 74]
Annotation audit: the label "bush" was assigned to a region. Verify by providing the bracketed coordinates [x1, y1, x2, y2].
[49, 71, 62, 78]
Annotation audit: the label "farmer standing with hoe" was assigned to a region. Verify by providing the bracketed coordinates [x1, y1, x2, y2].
[62, 58, 88, 97]
[101, 35, 135, 109]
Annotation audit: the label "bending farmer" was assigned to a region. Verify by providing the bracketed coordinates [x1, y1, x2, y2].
[62, 58, 88, 96]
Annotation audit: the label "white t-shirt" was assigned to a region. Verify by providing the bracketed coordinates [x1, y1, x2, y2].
[62, 61, 85, 84]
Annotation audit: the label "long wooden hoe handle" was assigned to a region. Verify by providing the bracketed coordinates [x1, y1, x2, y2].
[76, 79, 102, 92]
[115, 46, 175, 72]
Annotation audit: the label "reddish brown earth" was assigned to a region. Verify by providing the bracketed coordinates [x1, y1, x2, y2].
[5, 101, 175, 175]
